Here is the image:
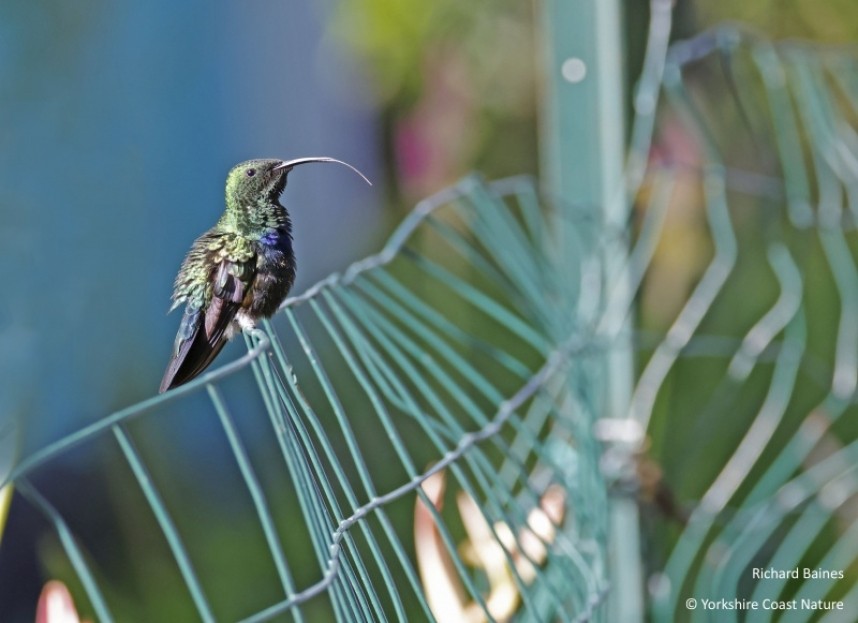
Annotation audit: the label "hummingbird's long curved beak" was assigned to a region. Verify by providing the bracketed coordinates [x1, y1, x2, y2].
[274, 157, 372, 186]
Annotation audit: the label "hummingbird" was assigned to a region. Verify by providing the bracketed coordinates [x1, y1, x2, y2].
[159, 157, 370, 393]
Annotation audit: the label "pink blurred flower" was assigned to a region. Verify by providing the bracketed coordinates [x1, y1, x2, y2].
[36, 581, 89, 623]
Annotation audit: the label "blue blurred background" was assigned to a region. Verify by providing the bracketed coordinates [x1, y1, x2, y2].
[0, 1, 381, 454]
[0, 2, 387, 619]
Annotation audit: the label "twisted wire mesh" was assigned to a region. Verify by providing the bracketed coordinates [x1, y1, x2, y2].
[641, 26, 858, 623]
[7, 174, 614, 621]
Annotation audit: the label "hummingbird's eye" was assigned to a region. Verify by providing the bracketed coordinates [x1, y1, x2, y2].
[246, 168, 256, 177]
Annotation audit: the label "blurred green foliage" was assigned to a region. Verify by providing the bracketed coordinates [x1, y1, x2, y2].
[328, 0, 538, 200]
[698, 0, 858, 41]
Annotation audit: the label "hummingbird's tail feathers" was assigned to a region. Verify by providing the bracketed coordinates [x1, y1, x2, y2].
[159, 329, 228, 393]
[159, 261, 250, 393]
[277, 157, 372, 186]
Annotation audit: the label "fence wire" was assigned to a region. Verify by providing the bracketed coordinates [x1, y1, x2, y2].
[643, 26, 858, 623]
[6, 7, 858, 623]
[7, 173, 613, 622]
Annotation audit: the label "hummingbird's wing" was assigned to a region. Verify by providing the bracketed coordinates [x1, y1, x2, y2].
[159, 258, 255, 393]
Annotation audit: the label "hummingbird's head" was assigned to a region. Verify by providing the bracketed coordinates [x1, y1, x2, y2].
[225, 157, 371, 209]
[226, 159, 291, 207]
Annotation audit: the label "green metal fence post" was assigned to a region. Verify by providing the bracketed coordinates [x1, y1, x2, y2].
[540, 1, 643, 621]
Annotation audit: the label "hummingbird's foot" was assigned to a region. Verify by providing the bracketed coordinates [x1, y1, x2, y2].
[225, 311, 257, 340]
[236, 311, 257, 332]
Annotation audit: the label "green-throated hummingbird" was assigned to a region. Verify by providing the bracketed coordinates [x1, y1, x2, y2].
[160, 157, 370, 393]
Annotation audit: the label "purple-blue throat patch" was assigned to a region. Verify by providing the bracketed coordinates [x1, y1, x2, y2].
[260, 230, 279, 246]
[259, 228, 292, 256]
